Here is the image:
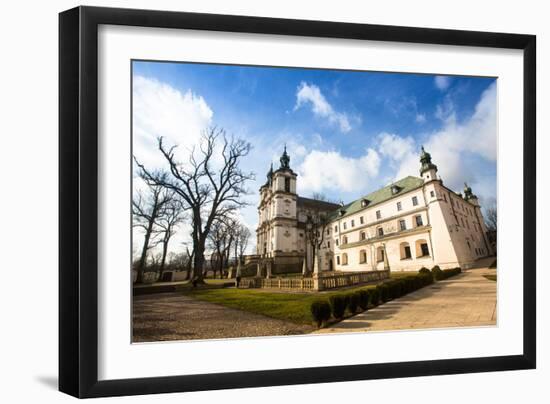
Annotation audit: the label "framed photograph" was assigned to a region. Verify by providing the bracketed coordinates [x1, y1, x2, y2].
[59, 6, 536, 398]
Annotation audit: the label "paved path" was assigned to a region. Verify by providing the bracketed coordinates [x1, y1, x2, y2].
[133, 293, 313, 342]
[316, 266, 497, 334]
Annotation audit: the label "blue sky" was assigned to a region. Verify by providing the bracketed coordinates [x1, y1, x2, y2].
[132, 60, 497, 253]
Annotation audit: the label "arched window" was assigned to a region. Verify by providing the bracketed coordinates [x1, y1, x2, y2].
[377, 227, 384, 237]
[343, 235, 348, 244]
[342, 253, 348, 265]
[415, 239, 430, 257]
[359, 249, 367, 264]
[376, 246, 385, 263]
[360, 231, 366, 240]
[400, 242, 412, 260]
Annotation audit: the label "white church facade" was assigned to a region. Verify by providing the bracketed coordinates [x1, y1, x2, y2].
[255, 146, 494, 275]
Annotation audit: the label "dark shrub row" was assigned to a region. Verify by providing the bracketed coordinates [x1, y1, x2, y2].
[310, 269, 441, 327]
[310, 300, 331, 327]
[435, 267, 462, 280]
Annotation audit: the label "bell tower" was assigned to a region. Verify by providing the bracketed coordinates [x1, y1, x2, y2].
[272, 145, 297, 195]
[420, 146, 438, 182]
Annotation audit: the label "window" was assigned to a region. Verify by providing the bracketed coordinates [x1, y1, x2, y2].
[327, 241, 330, 249]
[376, 210, 381, 219]
[377, 227, 384, 237]
[361, 199, 369, 207]
[430, 190, 435, 197]
[343, 222, 347, 230]
[284, 177, 290, 192]
[342, 253, 348, 265]
[415, 215, 423, 227]
[412, 196, 418, 206]
[335, 239, 339, 246]
[400, 242, 412, 260]
[360, 216, 364, 225]
[336, 256, 340, 265]
[376, 247, 385, 263]
[343, 236, 348, 244]
[359, 250, 367, 264]
[351, 219, 355, 227]
[421, 243, 430, 257]
[399, 219, 406, 231]
[415, 239, 430, 257]
[360, 231, 366, 240]
[397, 201, 402, 211]
[326, 228, 330, 235]
[334, 225, 338, 233]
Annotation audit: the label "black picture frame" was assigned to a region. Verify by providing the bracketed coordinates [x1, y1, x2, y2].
[59, 6, 536, 398]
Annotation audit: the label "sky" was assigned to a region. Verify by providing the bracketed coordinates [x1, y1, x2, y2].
[132, 60, 497, 258]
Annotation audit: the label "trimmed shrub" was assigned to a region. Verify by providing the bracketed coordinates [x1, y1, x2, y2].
[438, 267, 462, 280]
[348, 292, 360, 314]
[431, 265, 443, 280]
[370, 288, 380, 306]
[310, 300, 331, 327]
[378, 284, 391, 302]
[358, 290, 370, 311]
[418, 267, 431, 275]
[329, 295, 347, 319]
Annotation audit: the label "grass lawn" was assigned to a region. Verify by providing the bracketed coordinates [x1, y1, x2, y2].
[483, 274, 497, 282]
[187, 283, 381, 325]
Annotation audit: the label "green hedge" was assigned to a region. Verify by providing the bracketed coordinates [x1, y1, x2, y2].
[438, 267, 462, 280]
[358, 290, 370, 311]
[431, 265, 443, 280]
[348, 292, 360, 314]
[329, 295, 347, 319]
[311, 270, 443, 326]
[369, 288, 380, 306]
[310, 300, 331, 327]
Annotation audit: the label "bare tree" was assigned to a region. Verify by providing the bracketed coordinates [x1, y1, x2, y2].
[233, 224, 251, 263]
[132, 178, 173, 283]
[311, 192, 336, 203]
[485, 204, 497, 232]
[155, 196, 185, 277]
[208, 217, 236, 279]
[305, 210, 330, 274]
[135, 128, 254, 283]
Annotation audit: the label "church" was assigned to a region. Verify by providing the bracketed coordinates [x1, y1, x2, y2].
[255, 146, 494, 275]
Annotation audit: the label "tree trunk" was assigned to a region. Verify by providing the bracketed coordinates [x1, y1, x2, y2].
[192, 242, 206, 283]
[136, 215, 155, 283]
[159, 235, 169, 278]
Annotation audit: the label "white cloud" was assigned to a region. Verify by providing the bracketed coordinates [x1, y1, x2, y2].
[434, 75, 452, 91]
[297, 148, 380, 194]
[132, 75, 213, 171]
[132, 76, 214, 259]
[294, 82, 352, 133]
[377, 132, 416, 162]
[392, 83, 497, 195]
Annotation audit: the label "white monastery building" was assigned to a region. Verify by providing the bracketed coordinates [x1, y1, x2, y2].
[255, 146, 494, 275]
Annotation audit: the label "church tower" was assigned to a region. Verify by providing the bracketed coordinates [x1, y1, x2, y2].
[419, 146, 438, 182]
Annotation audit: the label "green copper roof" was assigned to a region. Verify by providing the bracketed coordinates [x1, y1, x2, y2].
[328, 176, 425, 221]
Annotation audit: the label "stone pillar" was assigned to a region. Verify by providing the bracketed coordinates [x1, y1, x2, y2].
[256, 261, 262, 278]
[313, 252, 320, 275]
[382, 243, 390, 271]
[266, 260, 272, 279]
[302, 257, 307, 275]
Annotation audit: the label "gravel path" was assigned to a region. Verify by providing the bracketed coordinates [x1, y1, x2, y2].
[133, 293, 314, 342]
